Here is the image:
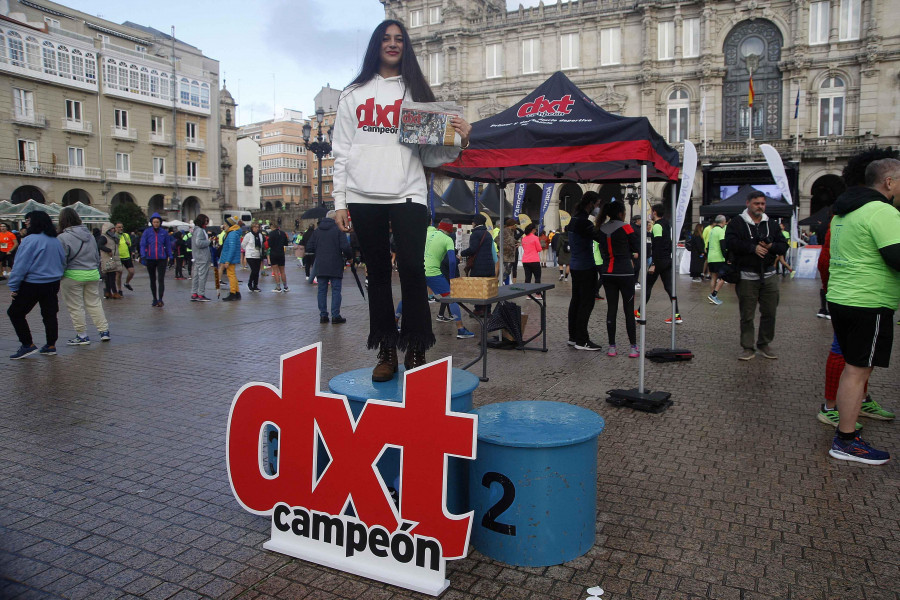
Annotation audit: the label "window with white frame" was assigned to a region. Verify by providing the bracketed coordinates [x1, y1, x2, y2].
[522, 38, 540, 74]
[114, 109, 128, 129]
[153, 157, 165, 175]
[839, 0, 860, 40]
[135, 44, 147, 53]
[667, 90, 689, 143]
[42, 41, 56, 75]
[409, 9, 423, 27]
[25, 36, 40, 71]
[486, 43, 502, 78]
[65, 99, 82, 122]
[44, 17, 60, 29]
[560, 33, 579, 70]
[18, 139, 38, 170]
[115, 152, 130, 172]
[186, 122, 197, 142]
[151, 115, 164, 135]
[429, 52, 441, 85]
[683, 18, 700, 58]
[57, 44, 70, 78]
[429, 6, 441, 24]
[8, 31, 24, 66]
[68, 147, 84, 167]
[324, 183, 330, 194]
[809, 1, 830, 45]
[600, 28, 621, 66]
[13, 88, 34, 119]
[0, 32, 6, 62]
[818, 77, 845, 136]
[71, 48, 84, 81]
[658, 22, 675, 60]
[186, 161, 198, 181]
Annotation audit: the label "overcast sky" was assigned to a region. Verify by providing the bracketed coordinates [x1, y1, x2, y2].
[71, 0, 547, 125]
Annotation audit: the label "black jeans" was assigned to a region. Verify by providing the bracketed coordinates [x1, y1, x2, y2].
[645, 263, 679, 313]
[603, 275, 636, 346]
[175, 256, 186, 278]
[145, 259, 167, 301]
[523, 262, 541, 283]
[349, 202, 434, 352]
[8, 280, 59, 347]
[567, 268, 597, 344]
[247, 258, 262, 290]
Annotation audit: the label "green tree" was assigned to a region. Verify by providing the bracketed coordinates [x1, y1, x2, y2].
[110, 203, 148, 233]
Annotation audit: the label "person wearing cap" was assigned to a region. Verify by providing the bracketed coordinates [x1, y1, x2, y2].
[427, 220, 474, 339]
[139, 212, 173, 308]
[219, 216, 243, 301]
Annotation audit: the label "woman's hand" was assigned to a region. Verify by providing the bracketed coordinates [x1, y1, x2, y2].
[335, 209, 351, 233]
[450, 117, 473, 148]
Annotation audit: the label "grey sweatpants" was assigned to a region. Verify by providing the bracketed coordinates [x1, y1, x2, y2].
[191, 260, 210, 297]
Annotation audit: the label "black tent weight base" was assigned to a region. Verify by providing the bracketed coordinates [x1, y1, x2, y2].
[645, 348, 694, 363]
[606, 388, 673, 413]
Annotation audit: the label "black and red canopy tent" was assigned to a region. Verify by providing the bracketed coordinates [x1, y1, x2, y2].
[436, 71, 680, 185]
[435, 71, 682, 399]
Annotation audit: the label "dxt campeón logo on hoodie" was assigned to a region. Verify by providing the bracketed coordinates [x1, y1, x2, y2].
[356, 98, 403, 134]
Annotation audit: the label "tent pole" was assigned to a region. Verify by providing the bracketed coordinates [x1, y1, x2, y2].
[498, 169, 505, 287]
[639, 164, 648, 394]
[670, 184, 677, 350]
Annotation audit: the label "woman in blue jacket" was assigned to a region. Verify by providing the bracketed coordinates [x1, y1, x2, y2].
[139, 213, 173, 307]
[7, 211, 66, 359]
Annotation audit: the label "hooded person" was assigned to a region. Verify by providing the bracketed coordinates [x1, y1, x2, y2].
[98, 222, 123, 299]
[219, 215, 243, 301]
[139, 212, 173, 307]
[190, 214, 212, 302]
[57, 208, 110, 344]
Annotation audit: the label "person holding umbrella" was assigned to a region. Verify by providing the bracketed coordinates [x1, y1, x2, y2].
[331, 19, 471, 381]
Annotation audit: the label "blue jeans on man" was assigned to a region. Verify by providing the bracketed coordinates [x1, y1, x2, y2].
[317, 275, 343, 318]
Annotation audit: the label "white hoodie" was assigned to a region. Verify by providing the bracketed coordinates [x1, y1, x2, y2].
[332, 75, 460, 211]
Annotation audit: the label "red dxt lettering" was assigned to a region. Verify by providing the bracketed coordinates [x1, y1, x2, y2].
[517, 94, 575, 118]
[356, 98, 403, 128]
[226, 343, 477, 559]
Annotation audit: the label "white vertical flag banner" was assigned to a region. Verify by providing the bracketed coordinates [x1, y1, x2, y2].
[675, 140, 697, 240]
[760, 144, 800, 243]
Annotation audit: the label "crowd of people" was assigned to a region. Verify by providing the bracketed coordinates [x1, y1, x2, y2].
[3, 18, 896, 467]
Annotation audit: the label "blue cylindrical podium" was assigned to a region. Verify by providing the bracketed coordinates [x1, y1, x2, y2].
[468, 401, 605, 566]
[328, 366, 479, 514]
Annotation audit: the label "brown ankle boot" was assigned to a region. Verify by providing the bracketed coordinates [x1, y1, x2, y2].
[403, 347, 427, 370]
[371, 345, 398, 382]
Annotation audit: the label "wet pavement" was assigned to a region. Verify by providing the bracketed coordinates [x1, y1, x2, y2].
[1, 264, 898, 600]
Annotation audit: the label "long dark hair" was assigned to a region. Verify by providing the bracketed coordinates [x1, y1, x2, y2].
[57, 207, 82, 232]
[27, 211, 57, 237]
[600, 201, 625, 224]
[346, 20, 435, 103]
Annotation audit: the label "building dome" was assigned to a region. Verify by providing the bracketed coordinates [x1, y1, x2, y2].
[220, 85, 236, 106]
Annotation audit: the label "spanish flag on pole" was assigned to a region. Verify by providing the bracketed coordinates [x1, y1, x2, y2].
[748, 76, 755, 108]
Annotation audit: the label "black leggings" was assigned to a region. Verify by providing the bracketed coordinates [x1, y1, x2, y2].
[646, 264, 679, 313]
[247, 258, 262, 290]
[603, 275, 636, 346]
[348, 202, 433, 352]
[523, 262, 541, 283]
[145, 259, 167, 301]
[567, 268, 597, 345]
[103, 272, 118, 295]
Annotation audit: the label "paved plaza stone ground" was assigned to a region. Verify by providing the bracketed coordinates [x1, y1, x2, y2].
[1, 264, 898, 600]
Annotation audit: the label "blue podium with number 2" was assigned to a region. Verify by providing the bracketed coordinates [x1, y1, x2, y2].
[468, 401, 605, 567]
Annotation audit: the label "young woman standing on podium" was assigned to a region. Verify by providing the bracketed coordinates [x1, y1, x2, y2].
[332, 20, 472, 382]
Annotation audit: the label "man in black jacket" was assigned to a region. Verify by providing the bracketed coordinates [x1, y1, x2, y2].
[725, 190, 789, 360]
[645, 204, 680, 323]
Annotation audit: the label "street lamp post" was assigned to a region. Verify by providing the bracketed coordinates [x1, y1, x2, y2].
[625, 183, 641, 221]
[302, 107, 334, 209]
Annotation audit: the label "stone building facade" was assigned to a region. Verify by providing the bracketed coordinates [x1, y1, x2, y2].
[383, 0, 899, 231]
[0, 0, 221, 223]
